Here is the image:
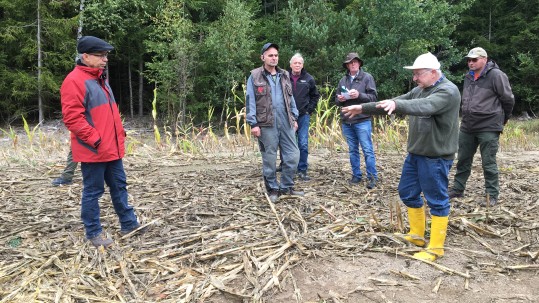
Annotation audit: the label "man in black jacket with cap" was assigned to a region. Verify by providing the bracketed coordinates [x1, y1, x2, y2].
[448, 47, 515, 206]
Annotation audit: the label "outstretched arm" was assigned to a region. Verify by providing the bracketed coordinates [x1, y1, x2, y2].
[341, 104, 363, 118]
[341, 99, 396, 118]
[376, 100, 397, 115]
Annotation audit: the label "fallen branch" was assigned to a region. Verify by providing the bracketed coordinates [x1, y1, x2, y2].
[389, 270, 420, 281]
[265, 192, 291, 244]
[392, 250, 471, 279]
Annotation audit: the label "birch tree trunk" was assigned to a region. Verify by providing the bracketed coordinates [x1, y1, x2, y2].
[77, 0, 84, 40]
[37, 0, 43, 123]
[77, 0, 84, 62]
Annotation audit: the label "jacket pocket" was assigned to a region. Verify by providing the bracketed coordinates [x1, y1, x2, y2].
[77, 137, 98, 154]
[417, 116, 432, 133]
[256, 108, 268, 124]
[254, 85, 267, 96]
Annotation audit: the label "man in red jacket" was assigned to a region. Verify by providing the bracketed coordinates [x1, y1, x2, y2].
[61, 36, 144, 248]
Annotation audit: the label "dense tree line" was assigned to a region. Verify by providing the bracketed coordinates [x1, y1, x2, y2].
[0, 0, 537, 127]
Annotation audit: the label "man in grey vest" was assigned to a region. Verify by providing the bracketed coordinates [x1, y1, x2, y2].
[246, 42, 304, 203]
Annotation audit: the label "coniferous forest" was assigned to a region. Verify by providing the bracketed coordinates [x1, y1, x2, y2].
[1, 0, 538, 126]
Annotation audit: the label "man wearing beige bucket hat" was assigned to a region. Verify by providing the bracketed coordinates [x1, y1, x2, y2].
[341, 52, 461, 262]
[335, 52, 378, 189]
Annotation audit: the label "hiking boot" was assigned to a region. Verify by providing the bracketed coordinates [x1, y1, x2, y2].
[268, 189, 280, 203]
[89, 234, 113, 248]
[348, 176, 362, 185]
[120, 223, 149, 236]
[366, 178, 377, 189]
[51, 177, 73, 186]
[480, 196, 498, 207]
[297, 171, 311, 181]
[448, 188, 464, 199]
[280, 187, 305, 197]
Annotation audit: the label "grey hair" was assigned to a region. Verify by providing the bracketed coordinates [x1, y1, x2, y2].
[425, 69, 443, 77]
[290, 53, 304, 64]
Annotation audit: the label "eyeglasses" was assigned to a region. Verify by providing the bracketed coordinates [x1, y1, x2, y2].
[89, 53, 109, 59]
[467, 58, 479, 63]
[412, 70, 431, 78]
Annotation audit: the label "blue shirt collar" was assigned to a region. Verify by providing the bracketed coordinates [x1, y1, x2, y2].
[431, 74, 445, 87]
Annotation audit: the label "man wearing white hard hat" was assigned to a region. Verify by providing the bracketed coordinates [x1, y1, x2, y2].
[448, 47, 514, 206]
[341, 52, 461, 262]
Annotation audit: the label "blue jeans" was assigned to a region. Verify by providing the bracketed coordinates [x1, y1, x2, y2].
[398, 154, 453, 216]
[81, 159, 138, 239]
[296, 114, 310, 172]
[342, 120, 377, 180]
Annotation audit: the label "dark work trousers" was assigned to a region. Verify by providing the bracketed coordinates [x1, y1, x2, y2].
[61, 150, 79, 181]
[452, 131, 500, 198]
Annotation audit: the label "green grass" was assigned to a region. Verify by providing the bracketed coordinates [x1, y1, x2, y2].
[515, 118, 539, 133]
[500, 120, 539, 151]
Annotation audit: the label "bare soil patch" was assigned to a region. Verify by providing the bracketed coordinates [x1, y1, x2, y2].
[1, 140, 538, 302]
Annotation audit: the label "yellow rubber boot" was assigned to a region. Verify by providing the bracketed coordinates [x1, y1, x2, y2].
[414, 215, 449, 262]
[403, 206, 426, 247]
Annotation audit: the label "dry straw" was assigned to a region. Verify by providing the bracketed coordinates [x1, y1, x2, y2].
[0, 90, 538, 301]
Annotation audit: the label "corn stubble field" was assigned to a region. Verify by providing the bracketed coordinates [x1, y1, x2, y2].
[1, 110, 539, 302]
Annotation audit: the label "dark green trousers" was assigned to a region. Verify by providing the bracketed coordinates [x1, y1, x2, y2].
[452, 131, 500, 198]
[60, 150, 79, 181]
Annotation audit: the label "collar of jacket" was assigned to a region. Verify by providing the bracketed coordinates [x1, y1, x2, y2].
[467, 60, 497, 80]
[263, 66, 284, 76]
[75, 64, 104, 79]
[346, 69, 365, 82]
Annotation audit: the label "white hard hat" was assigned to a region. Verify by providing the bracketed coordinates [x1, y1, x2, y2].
[404, 52, 441, 70]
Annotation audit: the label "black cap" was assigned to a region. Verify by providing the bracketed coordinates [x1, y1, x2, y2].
[261, 42, 279, 55]
[77, 36, 114, 54]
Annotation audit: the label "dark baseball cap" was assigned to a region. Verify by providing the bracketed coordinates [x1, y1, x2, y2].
[77, 36, 114, 54]
[261, 42, 279, 55]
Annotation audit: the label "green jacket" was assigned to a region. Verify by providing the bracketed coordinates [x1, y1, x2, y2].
[362, 77, 461, 159]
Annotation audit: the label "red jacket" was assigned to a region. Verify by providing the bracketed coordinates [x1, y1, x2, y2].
[60, 64, 125, 162]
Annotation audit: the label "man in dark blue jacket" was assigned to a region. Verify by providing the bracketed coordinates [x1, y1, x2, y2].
[287, 53, 320, 181]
